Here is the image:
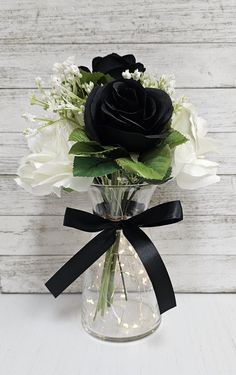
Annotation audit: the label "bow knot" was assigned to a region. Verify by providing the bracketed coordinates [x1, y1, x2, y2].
[46, 200, 183, 314]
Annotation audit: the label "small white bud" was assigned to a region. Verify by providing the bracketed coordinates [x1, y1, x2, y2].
[122, 69, 132, 79]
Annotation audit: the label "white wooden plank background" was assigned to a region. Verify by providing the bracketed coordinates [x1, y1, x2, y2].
[0, 0, 235, 43]
[0, 0, 235, 293]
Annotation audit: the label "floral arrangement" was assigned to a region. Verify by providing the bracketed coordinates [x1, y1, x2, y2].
[15, 54, 220, 337]
[16, 53, 219, 195]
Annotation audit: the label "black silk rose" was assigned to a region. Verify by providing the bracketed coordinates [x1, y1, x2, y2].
[80, 53, 145, 79]
[84, 79, 173, 152]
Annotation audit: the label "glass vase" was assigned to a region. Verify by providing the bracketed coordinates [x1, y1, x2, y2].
[81, 184, 161, 342]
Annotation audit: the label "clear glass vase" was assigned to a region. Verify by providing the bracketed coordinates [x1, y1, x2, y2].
[81, 184, 161, 342]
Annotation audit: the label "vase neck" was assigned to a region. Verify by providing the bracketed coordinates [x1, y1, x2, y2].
[89, 185, 156, 219]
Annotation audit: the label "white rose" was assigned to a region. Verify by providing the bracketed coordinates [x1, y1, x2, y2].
[171, 103, 220, 189]
[15, 120, 93, 197]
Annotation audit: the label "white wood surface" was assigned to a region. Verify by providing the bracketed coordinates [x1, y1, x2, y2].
[0, 215, 235, 256]
[0, 0, 235, 293]
[0, 294, 236, 375]
[1, 44, 236, 88]
[0, 0, 235, 43]
[1, 254, 236, 293]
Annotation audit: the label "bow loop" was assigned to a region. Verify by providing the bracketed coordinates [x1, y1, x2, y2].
[64, 207, 111, 232]
[127, 201, 183, 228]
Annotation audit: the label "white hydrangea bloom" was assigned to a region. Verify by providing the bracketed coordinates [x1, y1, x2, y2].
[15, 120, 93, 197]
[171, 103, 220, 189]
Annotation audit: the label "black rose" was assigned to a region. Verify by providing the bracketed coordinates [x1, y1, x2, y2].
[92, 53, 145, 79]
[84, 79, 173, 152]
[79, 53, 145, 79]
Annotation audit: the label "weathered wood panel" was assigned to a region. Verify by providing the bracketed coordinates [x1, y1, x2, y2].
[1, 132, 233, 175]
[0, 215, 235, 256]
[0, 175, 235, 216]
[1, 254, 236, 293]
[1, 88, 236, 133]
[0, 0, 235, 43]
[0, 0, 235, 294]
[0, 44, 236, 88]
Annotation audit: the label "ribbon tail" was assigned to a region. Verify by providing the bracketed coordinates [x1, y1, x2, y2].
[123, 225, 176, 314]
[45, 228, 117, 297]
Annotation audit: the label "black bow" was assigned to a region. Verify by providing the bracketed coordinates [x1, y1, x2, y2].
[45, 201, 183, 314]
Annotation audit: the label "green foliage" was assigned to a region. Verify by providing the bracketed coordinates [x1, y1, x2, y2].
[79, 70, 113, 85]
[69, 127, 186, 183]
[69, 141, 120, 156]
[69, 128, 92, 143]
[164, 129, 188, 149]
[117, 144, 172, 182]
[73, 156, 119, 177]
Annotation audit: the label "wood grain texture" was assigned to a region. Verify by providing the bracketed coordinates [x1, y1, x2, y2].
[1, 132, 234, 175]
[1, 254, 236, 293]
[1, 294, 236, 375]
[0, 0, 235, 294]
[0, 0, 235, 43]
[0, 175, 234, 216]
[0, 215, 235, 256]
[0, 44, 236, 88]
[2, 88, 236, 133]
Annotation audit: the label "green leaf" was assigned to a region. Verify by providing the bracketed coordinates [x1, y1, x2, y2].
[69, 128, 91, 142]
[118, 144, 173, 182]
[73, 156, 119, 177]
[69, 142, 118, 156]
[165, 129, 188, 149]
[80, 70, 113, 85]
[144, 167, 173, 184]
[63, 187, 74, 192]
[70, 142, 102, 155]
[116, 158, 166, 180]
[140, 144, 172, 180]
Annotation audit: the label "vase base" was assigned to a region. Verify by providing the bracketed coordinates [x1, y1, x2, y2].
[83, 318, 161, 342]
[82, 296, 161, 342]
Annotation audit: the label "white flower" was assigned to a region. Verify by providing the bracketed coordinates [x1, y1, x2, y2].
[35, 76, 43, 87]
[171, 103, 220, 189]
[122, 69, 132, 79]
[22, 113, 37, 122]
[122, 69, 143, 81]
[131, 69, 142, 81]
[15, 120, 93, 197]
[81, 81, 94, 94]
[52, 56, 82, 85]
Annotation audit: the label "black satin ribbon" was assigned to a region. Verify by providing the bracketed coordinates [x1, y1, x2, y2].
[45, 200, 183, 314]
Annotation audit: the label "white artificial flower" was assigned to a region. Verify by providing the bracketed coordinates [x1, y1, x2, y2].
[159, 74, 176, 96]
[52, 56, 82, 85]
[171, 102, 220, 189]
[35, 76, 43, 87]
[22, 113, 37, 122]
[15, 120, 93, 197]
[122, 69, 132, 79]
[81, 81, 94, 94]
[131, 69, 142, 81]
